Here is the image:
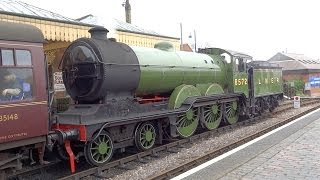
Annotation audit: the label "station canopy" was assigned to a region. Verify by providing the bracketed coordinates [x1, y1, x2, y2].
[0, 0, 94, 42]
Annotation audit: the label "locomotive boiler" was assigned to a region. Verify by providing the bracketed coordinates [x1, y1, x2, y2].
[62, 27, 225, 104]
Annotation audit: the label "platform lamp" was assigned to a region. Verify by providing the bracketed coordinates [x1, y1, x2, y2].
[188, 30, 197, 52]
[180, 23, 183, 50]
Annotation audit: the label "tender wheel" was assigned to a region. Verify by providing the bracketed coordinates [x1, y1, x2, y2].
[135, 122, 157, 151]
[176, 107, 199, 138]
[225, 101, 239, 125]
[255, 98, 262, 115]
[84, 131, 113, 166]
[203, 104, 222, 130]
[262, 98, 270, 112]
[269, 96, 279, 111]
[268, 96, 275, 112]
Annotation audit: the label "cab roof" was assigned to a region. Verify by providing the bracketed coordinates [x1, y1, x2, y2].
[0, 21, 44, 43]
[199, 47, 253, 60]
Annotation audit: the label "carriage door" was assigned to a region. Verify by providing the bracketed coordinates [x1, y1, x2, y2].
[233, 57, 249, 97]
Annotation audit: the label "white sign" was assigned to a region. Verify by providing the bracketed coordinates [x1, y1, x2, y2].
[293, 96, 300, 108]
[290, 82, 295, 87]
[53, 72, 65, 91]
[305, 82, 311, 90]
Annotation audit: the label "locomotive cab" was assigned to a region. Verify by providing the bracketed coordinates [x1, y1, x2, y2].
[198, 47, 253, 94]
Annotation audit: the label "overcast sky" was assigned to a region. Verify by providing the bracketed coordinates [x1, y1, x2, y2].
[22, 0, 320, 60]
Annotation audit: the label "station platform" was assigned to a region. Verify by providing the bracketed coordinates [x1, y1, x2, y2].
[172, 108, 320, 180]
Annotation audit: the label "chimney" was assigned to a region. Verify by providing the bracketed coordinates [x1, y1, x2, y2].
[89, 26, 109, 40]
[125, 0, 131, 23]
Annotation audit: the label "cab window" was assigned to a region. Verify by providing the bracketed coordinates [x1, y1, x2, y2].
[221, 53, 231, 63]
[0, 48, 34, 103]
[235, 57, 246, 72]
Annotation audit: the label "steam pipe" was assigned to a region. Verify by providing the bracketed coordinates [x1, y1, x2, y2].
[47, 129, 79, 150]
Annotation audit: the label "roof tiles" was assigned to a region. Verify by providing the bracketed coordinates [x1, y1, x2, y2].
[0, 0, 91, 25]
[268, 52, 320, 70]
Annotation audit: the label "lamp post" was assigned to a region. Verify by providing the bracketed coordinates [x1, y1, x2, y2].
[188, 30, 197, 52]
[180, 23, 183, 48]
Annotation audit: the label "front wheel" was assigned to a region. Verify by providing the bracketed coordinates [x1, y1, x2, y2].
[84, 131, 114, 166]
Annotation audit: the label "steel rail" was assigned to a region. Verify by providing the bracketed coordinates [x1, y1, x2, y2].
[148, 101, 320, 179]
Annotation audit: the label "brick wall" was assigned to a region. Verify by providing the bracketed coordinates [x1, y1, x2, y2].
[283, 72, 320, 96]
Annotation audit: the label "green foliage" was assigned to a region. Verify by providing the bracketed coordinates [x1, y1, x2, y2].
[290, 79, 305, 92]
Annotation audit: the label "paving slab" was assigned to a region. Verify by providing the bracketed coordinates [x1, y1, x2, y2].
[175, 109, 320, 180]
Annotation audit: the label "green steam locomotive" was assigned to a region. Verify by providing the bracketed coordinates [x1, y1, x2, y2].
[54, 26, 283, 168]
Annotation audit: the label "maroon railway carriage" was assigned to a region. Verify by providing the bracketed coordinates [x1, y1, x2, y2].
[0, 21, 48, 170]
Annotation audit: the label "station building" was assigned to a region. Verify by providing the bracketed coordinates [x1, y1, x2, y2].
[113, 19, 180, 50]
[0, 0, 94, 97]
[0, 0, 180, 108]
[77, 15, 181, 50]
[268, 52, 320, 96]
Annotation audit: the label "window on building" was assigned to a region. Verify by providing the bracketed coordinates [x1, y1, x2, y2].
[0, 48, 34, 103]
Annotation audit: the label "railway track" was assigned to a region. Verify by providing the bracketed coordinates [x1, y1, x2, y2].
[8, 98, 320, 180]
[148, 99, 320, 180]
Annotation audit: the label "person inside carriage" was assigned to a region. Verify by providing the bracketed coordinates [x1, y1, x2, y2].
[0, 69, 26, 102]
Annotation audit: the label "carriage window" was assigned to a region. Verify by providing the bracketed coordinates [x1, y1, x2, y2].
[16, 50, 32, 66]
[0, 68, 34, 103]
[1, 49, 14, 66]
